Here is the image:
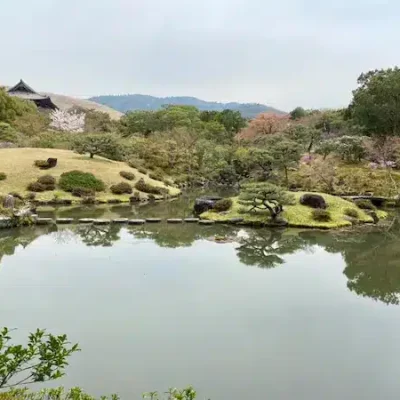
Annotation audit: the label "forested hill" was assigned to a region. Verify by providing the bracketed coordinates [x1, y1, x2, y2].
[89, 94, 285, 118]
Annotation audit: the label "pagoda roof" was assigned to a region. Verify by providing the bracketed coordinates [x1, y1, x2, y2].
[8, 79, 49, 101]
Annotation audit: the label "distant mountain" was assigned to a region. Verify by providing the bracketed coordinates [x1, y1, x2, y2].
[89, 94, 285, 119]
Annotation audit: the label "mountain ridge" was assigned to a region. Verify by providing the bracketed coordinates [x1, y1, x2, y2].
[89, 94, 285, 118]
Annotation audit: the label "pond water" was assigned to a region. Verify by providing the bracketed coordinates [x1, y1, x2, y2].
[1, 203, 400, 399]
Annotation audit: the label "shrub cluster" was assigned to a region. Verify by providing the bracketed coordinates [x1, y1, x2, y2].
[311, 209, 331, 222]
[34, 160, 51, 169]
[344, 208, 359, 218]
[129, 191, 141, 202]
[149, 172, 164, 181]
[138, 167, 147, 175]
[354, 199, 376, 210]
[71, 187, 95, 198]
[213, 198, 233, 212]
[0, 172, 6, 181]
[119, 171, 135, 181]
[110, 182, 133, 195]
[134, 178, 167, 195]
[59, 170, 105, 192]
[27, 175, 56, 192]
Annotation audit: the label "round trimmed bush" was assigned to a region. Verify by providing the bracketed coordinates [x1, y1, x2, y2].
[27, 182, 46, 192]
[344, 208, 359, 218]
[37, 175, 56, 185]
[138, 167, 147, 175]
[300, 193, 327, 209]
[130, 191, 141, 202]
[213, 198, 233, 212]
[354, 199, 376, 210]
[34, 160, 50, 169]
[110, 182, 133, 195]
[311, 209, 331, 222]
[59, 170, 105, 192]
[135, 178, 167, 195]
[119, 171, 135, 181]
[71, 187, 95, 198]
[25, 192, 36, 201]
[149, 172, 164, 181]
[0, 172, 6, 181]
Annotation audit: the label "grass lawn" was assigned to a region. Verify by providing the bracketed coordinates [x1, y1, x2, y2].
[201, 191, 387, 229]
[0, 148, 180, 202]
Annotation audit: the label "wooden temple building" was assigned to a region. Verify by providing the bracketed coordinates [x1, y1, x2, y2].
[7, 80, 58, 110]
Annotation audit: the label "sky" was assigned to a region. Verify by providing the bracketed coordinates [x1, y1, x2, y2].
[1, 0, 399, 111]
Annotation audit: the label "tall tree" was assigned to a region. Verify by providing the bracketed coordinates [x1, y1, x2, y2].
[349, 67, 400, 137]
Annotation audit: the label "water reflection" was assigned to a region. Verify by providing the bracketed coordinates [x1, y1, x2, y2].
[1, 217, 400, 305]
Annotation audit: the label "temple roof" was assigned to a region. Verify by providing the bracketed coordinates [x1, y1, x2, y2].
[8, 79, 49, 101]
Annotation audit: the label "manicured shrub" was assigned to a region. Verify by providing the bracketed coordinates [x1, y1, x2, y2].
[300, 193, 327, 209]
[27, 182, 46, 192]
[81, 196, 96, 204]
[37, 175, 56, 185]
[354, 199, 376, 210]
[149, 172, 164, 181]
[311, 209, 332, 222]
[134, 178, 167, 195]
[0, 172, 6, 181]
[213, 198, 233, 212]
[127, 159, 143, 169]
[344, 208, 359, 218]
[110, 182, 133, 195]
[25, 192, 36, 201]
[34, 160, 50, 169]
[138, 167, 147, 175]
[130, 191, 141, 202]
[119, 171, 135, 181]
[163, 179, 174, 187]
[9, 192, 24, 200]
[59, 170, 105, 192]
[71, 187, 95, 198]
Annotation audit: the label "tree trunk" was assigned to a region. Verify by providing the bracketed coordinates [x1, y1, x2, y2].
[284, 167, 289, 187]
[90, 153, 94, 159]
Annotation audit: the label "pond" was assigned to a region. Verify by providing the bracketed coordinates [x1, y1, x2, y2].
[0, 204, 400, 399]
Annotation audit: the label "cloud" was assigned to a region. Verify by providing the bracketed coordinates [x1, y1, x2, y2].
[1, 0, 400, 110]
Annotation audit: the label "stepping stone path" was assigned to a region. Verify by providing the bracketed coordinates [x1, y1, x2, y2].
[36, 218, 54, 225]
[184, 218, 199, 223]
[112, 218, 129, 224]
[128, 219, 146, 225]
[167, 219, 183, 223]
[79, 218, 94, 223]
[146, 218, 162, 223]
[93, 219, 111, 225]
[56, 218, 74, 224]
[198, 220, 215, 225]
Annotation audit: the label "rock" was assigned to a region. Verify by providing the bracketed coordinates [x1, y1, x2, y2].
[3, 194, 15, 209]
[198, 219, 215, 225]
[93, 219, 111, 225]
[184, 218, 200, 223]
[79, 218, 94, 223]
[128, 219, 146, 225]
[367, 210, 379, 224]
[47, 158, 57, 168]
[36, 218, 54, 225]
[0, 217, 13, 229]
[229, 217, 244, 224]
[300, 193, 327, 209]
[107, 199, 123, 204]
[167, 218, 183, 223]
[270, 217, 289, 227]
[146, 218, 162, 223]
[129, 195, 141, 203]
[112, 218, 129, 224]
[194, 196, 223, 214]
[56, 218, 74, 224]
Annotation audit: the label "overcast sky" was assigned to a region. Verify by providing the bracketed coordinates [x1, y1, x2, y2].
[1, 0, 399, 111]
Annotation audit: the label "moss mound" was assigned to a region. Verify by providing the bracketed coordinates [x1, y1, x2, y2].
[59, 170, 105, 192]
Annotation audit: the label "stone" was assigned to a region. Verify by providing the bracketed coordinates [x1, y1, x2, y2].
[146, 218, 162, 223]
[193, 196, 223, 214]
[184, 218, 200, 223]
[47, 158, 57, 168]
[128, 219, 146, 225]
[300, 193, 327, 209]
[36, 218, 54, 225]
[79, 218, 94, 223]
[167, 218, 183, 224]
[129, 195, 141, 203]
[56, 218, 74, 224]
[3, 194, 15, 209]
[366, 210, 379, 224]
[270, 217, 289, 227]
[107, 199, 123, 204]
[112, 218, 129, 224]
[93, 219, 111, 225]
[229, 217, 244, 224]
[198, 219, 215, 225]
[0, 217, 13, 229]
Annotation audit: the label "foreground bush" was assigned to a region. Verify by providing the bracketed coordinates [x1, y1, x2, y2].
[34, 160, 50, 169]
[119, 171, 135, 181]
[59, 171, 105, 192]
[355, 199, 376, 210]
[213, 198, 233, 212]
[27, 182, 51, 192]
[344, 208, 359, 218]
[135, 178, 167, 195]
[71, 187, 95, 198]
[0, 172, 6, 181]
[110, 182, 133, 195]
[311, 209, 331, 222]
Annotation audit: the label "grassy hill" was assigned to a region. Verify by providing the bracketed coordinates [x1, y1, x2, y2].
[89, 94, 285, 118]
[0, 148, 179, 203]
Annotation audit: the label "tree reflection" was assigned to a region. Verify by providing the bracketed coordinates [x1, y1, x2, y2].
[74, 224, 121, 247]
[236, 229, 307, 269]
